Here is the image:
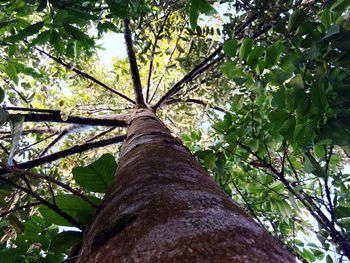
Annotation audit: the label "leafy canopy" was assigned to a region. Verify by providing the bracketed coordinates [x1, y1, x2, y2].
[0, 0, 350, 262]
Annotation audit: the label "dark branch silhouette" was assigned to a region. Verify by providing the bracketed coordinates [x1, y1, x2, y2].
[15, 113, 129, 127]
[0, 134, 126, 175]
[34, 47, 135, 104]
[0, 202, 42, 218]
[123, 19, 146, 107]
[0, 163, 97, 209]
[146, 13, 170, 103]
[153, 12, 262, 110]
[5, 106, 61, 114]
[163, 98, 228, 113]
[0, 176, 85, 230]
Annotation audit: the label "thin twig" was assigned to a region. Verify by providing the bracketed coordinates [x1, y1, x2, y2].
[324, 145, 334, 226]
[0, 176, 85, 230]
[152, 12, 262, 110]
[0, 202, 42, 218]
[19, 133, 58, 153]
[123, 19, 146, 107]
[15, 113, 128, 127]
[149, 26, 184, 103]
[34, 47, 135, 104]
[86, 127, 116, 142]
[0, 134, 126, 175]
[146, 13, 170, 102]
[0, 163, 98, 209]
[163, 98, 228, 113]
[48, 180, 56, 205]
[230, 179, 264, 227]
[39, 131, 69, 157]
[4, 107, 61, 114]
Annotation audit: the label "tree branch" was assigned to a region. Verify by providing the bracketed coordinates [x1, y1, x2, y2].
[152, 51, 223, 110]
[86, 127, 116, 143]
[34, 47, 135, 104]
[0, 127, 63, 139]
[15, 113, 129, 127]
[149, 25, 185, 103]
[0, 163, 98, 209]
[163, 98, 228, 113]
[152, 12, 261, 110]
[123, 19, 146, 107]
[146, 13, 170, 103]
[39, 131, 69, 157]
[237, 141, 350, 259]
[0, 202, 42, 218]
[324, 145, 335, 226]
[0, 134, 126, 175]
[0, 176, 85, 230]
[19, 133, 58, 153]
[230, 179, 264, 227]
[4, 106, 61, 114]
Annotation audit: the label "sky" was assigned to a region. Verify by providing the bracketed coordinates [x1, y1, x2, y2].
[96, 33, 127, 67]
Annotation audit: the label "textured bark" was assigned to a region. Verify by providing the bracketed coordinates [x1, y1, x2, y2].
[77, 108, 294, 262]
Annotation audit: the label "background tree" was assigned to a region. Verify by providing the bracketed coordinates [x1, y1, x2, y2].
[0, 0, 350, 262]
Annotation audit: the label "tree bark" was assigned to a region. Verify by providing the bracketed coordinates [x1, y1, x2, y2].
[77, 108, 294, 262]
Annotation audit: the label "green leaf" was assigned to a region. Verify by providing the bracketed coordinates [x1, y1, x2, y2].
[221, 61, 237, 79]
[39, 194, 101, 227]
[264, 45, 278, 68]
[271, 87, 286, 109]
[331, 0, 350, 12]
[288, 74, 304, 89]
[0, 87, 4, 103]
[72, 154, 117, 193]
[188, 0, 216, 30]
[63, 23, 94, 46]
[215, 152, 226, 177]
[322, 24, 342, 41]
[294, 124, 313, 147]
[0, 248, 22, 263]
[247, 45, 264, 68]
[304, 152, 325, 177]
[273, 19, 287, 34]
[66, 7, 100, 20]
[310, 81, 327, 110]
[288, 9, 306, 32]
[196, 150, 216, 170]
[31, 30, 51, 45]
[50, 30, 65, 54]
[268, 109, 288, 129]
[223, 39, 237, 57]
[239, 38, 253, 61]
[335, 206, 350, 219]
[50, 231, 82, 253]
[106, 0, 130, 19]
[0, 19, 17, 29]
[271, 69, 293, 84]
[6, 21, 44, 42]
[326, 255, 334, 263]
[6, 61, 18, 84]
[279, 117, 296, 140]
[322, 8, 331, 29]
[301, 248, 316, 262]
[0, 107, 9, 126]
[317, 117, 350, 145]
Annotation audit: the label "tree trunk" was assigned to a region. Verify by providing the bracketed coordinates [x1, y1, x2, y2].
[77, 108, 294, 262]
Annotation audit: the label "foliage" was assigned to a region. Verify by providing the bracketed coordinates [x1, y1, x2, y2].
[0, 0, 350, 261]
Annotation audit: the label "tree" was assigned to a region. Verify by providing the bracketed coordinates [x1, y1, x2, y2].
[0, 0, 349, 262]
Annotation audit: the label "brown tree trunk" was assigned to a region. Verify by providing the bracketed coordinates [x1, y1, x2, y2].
[77, 108, 294, 262]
